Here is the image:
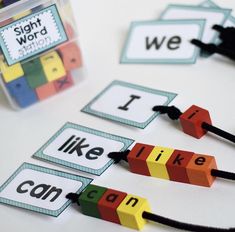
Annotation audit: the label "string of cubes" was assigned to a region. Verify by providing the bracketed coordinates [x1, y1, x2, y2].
[75, 184, 151, 230]
[123, 142, 217, 187]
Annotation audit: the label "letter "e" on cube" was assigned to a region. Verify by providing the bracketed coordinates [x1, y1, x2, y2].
[186, 154, 217, 187]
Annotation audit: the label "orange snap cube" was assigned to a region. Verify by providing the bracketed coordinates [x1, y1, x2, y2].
[64, 22, 75, 39]
[58, 42, 82, 71]
[35, 82, 57, 101]
[166, 150, 194, 184]
[186, 154, 217, 187]
[127, 143, 154, 176]
[0, 18, 13, 27]
[179, 105, 212, 139]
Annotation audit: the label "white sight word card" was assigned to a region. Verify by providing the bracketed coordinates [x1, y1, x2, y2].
[82, 80, 177, 129]
[33, 122, 134, 175]
[121, 19, 205, 64]
[160, 4, 231, 44]
[0, 163, 92, 217]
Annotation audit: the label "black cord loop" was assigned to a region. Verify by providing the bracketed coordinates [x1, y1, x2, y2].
[152, 105, 182, 120]
[66, 193, 82, 205]
[108, 150, 130, 163]
[191, 24, 235, 60]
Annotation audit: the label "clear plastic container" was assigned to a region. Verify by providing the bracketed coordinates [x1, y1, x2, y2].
[0, 0, 84, 109]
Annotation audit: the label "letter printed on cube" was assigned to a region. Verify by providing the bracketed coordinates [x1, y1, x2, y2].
[40, 51, 66, 82]
[147, 146, 174, 180]
[166, 150, 194, 184]
[6, 76, 38, 107]
[186, 154, 217, 187]
[79, 184, 107, 218]
[127, 143, 154, 176]
[58, 42, 82, 71]
[54, 73, 74, 92]
[179, 105, 212, 139]
[98, 188, 127, 224]
[117, 194, 151, 230]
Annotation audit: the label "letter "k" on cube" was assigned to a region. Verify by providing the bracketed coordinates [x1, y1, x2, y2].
[166, 150, 194, 183]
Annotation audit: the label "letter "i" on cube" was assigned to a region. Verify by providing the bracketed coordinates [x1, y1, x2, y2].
[179, 105, 212, 138]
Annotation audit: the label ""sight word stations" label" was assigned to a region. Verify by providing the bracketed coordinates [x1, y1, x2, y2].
[0, 5, 68, 65]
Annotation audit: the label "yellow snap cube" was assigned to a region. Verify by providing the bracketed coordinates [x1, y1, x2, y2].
[13, 10, 32, 20]
[0, 60, 24, 83]
[40, 51, 66, 82]
[146, 146, 174, 180]
[117, 194, 151, 230]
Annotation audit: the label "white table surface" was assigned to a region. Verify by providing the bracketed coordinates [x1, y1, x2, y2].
[1, 0, 235, 231]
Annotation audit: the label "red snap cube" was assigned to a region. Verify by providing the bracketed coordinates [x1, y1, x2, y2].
[127, 143, 154, 176]
[179, 105, 212, 139]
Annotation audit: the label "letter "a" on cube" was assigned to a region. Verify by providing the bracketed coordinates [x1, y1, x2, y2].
[98, 189, 127, 224]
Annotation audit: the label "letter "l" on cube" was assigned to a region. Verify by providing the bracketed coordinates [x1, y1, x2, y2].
[127, 143, 154, 176]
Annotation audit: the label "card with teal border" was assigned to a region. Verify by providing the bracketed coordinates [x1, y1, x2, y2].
[0, 163, 92, 217]
[81, 80, 177, 129]
[0, 4, 68, 66]
[199, 0, 218, 8]
[33, 122, 134, 175]
[121, 19, 205, 64]
[160, 4, 231, 44]
[199, 0, 235, 27]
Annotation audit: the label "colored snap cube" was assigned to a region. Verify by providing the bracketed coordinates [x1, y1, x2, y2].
[127, 142, 218, 187]
[127, 143, 154, 176]
[40, 51, 66, 82]
[0, 60, 24, 83]
[35, 82, 57, 101]
[79, 185, 107, 218]
[6, 76, 38, 108]
[58, 42, 82, 71]
[186, 154, 217, 187]
[64, 22, 75, 39]
[166, 150, 194, 184]
[54, 73, 74, 92]
[117, 194, 151, 230]
[147, 146, 174, 180]
[13, 10, 32, 20]
[0, 18, 13, 27]
[98, 189, 127, 224]
[179, 105, 212, 139]
[22, 59, 47, 89]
